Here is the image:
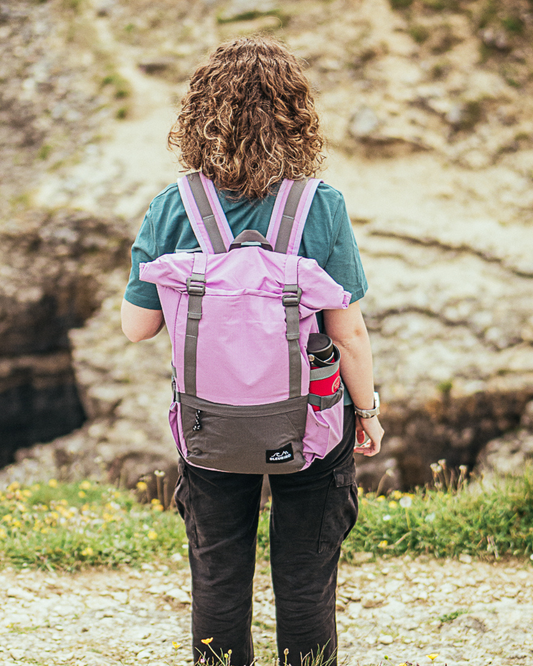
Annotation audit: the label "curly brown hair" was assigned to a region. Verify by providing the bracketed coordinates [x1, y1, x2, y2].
[168, 36, 325, 199]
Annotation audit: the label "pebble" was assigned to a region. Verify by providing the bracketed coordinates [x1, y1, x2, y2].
[136, 649, 153, 659]
[361, 592, 385, 608]
[9, 650, 25, 661]
[378, 634, 394, 645]
[166, 588, 191, 604]
[6, 588, 34, 601]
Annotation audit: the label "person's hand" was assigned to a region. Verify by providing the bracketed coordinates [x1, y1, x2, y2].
[353, 415, 383, 457]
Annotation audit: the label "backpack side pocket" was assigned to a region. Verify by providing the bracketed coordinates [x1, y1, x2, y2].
[302, 387, 344, 464]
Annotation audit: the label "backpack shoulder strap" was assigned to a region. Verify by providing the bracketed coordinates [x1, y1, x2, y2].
[177, 172, 234, 254]
[266, 178, 322, 255]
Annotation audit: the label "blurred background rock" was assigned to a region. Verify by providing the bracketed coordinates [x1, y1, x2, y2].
[1, 0, 533, 493]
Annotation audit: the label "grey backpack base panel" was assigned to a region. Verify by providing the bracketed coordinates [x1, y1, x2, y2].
[180, 393, 308, 475]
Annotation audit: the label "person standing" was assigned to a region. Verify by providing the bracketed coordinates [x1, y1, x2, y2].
[121, 36, 383, 666]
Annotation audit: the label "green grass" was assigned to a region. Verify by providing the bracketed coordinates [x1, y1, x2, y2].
[0, 480, 187, 571]
[1, 464, 533, 571]
[215, 9, 289, 26]
[101, 72, 131, 99]
[409, 25, 430, 44]
[389, 0, 414, 8]
[439, 608, 467, 622]
[502, 15, 524, 34]
[344, 463, 533, 562]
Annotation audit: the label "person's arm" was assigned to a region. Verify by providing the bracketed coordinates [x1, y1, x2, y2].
[121, 299, 164, 342]
[323, 301, 384, 456]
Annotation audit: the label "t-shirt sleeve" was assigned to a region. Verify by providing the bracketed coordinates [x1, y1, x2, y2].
[324, 195, 368, 303]
[123, 207, 162, 310]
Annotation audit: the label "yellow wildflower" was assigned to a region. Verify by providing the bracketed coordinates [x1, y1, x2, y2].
[48, 479, 58, 488]
[78, 491, 86, 498]
[378, 540, 388, 548]
[2, 515, 12, 524]
[377, 495, 386, 502]
[0, 528, 7, 539]
[151, 498, 161, 505]
[136, 481, 148, 491]
[81, 547, 94, 557]
[201, 637, 213, 645]
[357, 487, 364, 497]
[172, 641, 181, 649]
[388, 501, 398, 508]
[80, 481, 91, 490]
[427, 655, 439, 661]
[147, 530, 158, 540]
[22, 489, 32, 498]
[391, 490, 403, 500]
[7, 482, 20, 492]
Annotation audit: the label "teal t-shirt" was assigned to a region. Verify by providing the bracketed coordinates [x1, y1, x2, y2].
[124, 180, 368, 310]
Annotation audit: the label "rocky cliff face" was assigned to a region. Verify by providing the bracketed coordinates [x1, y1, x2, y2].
[0, 209, 131, 467]
[1, 0, 533, 491]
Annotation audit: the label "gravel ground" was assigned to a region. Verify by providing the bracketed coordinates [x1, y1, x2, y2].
[1, 556, 532, 666]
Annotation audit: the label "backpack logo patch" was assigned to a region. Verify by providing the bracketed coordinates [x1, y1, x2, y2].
[266, 444, 294, 464]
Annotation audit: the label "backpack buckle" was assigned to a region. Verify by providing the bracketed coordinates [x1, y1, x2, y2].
[186, 276, 206, 296]
[282, 285, 301, 306]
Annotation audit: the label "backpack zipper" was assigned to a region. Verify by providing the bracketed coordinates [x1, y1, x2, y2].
[192, 410, 202, 431]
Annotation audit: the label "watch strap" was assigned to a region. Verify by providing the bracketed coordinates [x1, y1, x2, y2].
[353, 391, 380, 419]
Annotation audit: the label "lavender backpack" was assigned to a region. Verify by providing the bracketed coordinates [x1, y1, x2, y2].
[140, 172, 350, 474]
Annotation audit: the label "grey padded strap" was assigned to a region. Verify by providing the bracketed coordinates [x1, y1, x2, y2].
[187, 173, 227, 254]
[308, 386, 344, 411]
[310, 361, 340, 381]
[274, 179, 308, 253]
[282, 284, 302, 399]
[184, 267, 206, 396]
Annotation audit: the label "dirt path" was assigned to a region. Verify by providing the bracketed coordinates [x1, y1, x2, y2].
[2, 556, 532, 666]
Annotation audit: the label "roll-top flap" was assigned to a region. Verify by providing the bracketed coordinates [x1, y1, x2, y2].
[140, 248, 350, 310]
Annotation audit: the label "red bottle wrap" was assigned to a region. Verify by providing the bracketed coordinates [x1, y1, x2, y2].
[309, 345, 341, 411]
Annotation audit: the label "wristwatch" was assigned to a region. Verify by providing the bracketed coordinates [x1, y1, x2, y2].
[353, 391, 380, 419]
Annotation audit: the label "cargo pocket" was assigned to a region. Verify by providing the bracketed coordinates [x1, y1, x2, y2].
[180, 395, 308, 475]
[302, 386, 344, 463]
[173, 463, 199, 548]
[318, 459, 358, 554]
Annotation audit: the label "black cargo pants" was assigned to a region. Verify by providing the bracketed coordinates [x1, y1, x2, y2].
[174, 406, 358, 666]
